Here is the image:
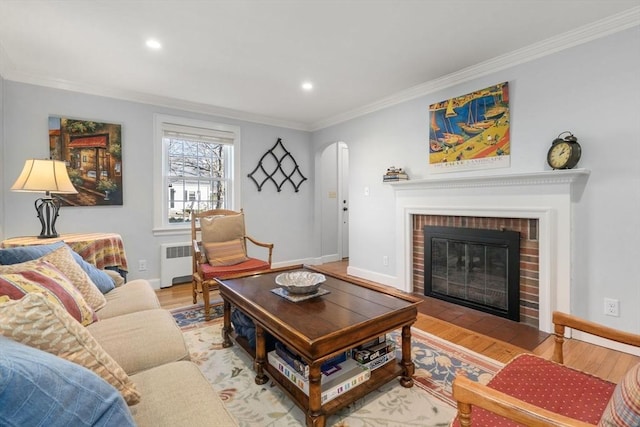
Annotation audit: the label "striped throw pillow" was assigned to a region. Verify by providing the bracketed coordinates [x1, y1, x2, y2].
[599, 362, 640, 427]
[0, 260, 96, 326]
[204, 239, 249, 266]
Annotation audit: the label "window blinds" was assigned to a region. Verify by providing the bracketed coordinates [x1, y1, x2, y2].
[162, 123, 235, 145]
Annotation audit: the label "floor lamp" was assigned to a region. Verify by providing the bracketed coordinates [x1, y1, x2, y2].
[11, 159, 78, 239]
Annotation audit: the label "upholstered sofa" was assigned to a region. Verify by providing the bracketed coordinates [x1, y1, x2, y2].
[0, 241, 237, 426]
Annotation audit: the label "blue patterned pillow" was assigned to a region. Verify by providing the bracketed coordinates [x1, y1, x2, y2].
[0, 241, 65, 264]
[0, 336, 135, 426]
[0, 241, 115, 294]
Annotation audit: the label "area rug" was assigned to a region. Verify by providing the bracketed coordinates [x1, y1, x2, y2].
[170, 301, 224, 330]
[176, 310, 503, 427]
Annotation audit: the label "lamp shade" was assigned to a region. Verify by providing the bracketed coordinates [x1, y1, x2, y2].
[11, 159, 78, 194]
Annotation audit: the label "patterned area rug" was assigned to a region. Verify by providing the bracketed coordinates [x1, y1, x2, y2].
[172, 305, 503, 427]
[170, 301, 224, 330]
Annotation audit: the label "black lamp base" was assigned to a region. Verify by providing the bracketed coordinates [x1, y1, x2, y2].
[35, 196, 61, 239]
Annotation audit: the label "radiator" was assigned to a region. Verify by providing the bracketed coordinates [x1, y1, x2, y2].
[160, 242, 192, 288]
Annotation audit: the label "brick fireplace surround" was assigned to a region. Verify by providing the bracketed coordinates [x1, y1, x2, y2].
[413, 215, 540, 327]
[389, 170, 589, 333]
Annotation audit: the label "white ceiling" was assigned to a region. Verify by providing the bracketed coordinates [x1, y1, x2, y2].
[0, 1, 638, 130]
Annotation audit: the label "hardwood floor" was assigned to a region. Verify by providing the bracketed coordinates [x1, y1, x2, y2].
[157, 260, 639, 383]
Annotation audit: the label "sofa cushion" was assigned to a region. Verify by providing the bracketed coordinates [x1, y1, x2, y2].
[96, 279, 161, 320]
[129, 361, 238, 427]
[0, 336, 135, 427]
[41, 245, 107, 311]
[0, 260, 96, 326]
[0, 241, 115, 294]
[88, 309, 189, 375]
[0, 293, 140, 405]
[204, 238, 249, 266]
[599, 362, 640, 427]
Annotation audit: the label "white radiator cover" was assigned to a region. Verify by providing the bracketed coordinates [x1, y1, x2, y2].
[160, 242, 192, 288]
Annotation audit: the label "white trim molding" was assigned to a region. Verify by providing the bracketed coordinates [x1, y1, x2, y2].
[391, 169, 590, 333]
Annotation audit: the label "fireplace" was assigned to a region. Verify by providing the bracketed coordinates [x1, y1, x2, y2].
[387, 170, 589, 333]
[424, 226, 520, 321]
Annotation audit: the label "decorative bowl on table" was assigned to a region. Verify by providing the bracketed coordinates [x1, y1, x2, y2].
[275, 271, 326, 294]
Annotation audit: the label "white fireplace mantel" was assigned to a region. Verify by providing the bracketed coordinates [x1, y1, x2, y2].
[391, 169, 590, 333]
[389, 169, 590, 191]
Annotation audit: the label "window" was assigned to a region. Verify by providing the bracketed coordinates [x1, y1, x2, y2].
[153, 115, 241, 234]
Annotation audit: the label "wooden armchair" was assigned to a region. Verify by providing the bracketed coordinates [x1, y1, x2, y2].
[191, 209, 273, 320]
[452, 311, 640, 426]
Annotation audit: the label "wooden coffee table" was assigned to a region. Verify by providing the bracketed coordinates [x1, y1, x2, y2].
[217, 265, 421, 427]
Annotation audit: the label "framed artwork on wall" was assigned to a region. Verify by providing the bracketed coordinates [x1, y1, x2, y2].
[429, 82, 510, 173]
[49, 116, 123, 206]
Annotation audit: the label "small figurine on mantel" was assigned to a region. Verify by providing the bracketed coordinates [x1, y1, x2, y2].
[383, 166, 409, 182]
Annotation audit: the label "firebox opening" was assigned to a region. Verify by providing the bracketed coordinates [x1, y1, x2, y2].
[424, 226, 520, 322]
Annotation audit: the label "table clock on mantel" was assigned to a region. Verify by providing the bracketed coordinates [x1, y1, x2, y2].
[547, 131, 582, 170]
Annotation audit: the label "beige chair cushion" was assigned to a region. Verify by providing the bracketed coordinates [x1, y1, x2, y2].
[87, 309, 189, 375]
[201, 213, 245, 243]
[96, 279, 160, 320]
[0, 293, 140, 405]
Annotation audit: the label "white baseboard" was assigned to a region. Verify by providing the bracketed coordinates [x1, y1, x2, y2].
[272, 257, 319, 268]
[346, 265, 399, 290]
[148, 278, 161, 290]
[572, 330, 640, 357]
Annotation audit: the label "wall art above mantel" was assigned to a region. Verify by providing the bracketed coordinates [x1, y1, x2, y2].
[248, 138, 307, 192]
[429, 82, 510, 174]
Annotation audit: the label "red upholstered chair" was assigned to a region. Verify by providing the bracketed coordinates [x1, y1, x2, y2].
[191, 209, 273, 320]
[452, 311, 640, 427]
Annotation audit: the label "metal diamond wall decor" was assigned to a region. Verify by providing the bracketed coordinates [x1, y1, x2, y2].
[248, 138, 307, 192]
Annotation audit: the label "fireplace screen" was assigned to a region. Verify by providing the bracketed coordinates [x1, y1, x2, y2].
[424, 226, 520, 321]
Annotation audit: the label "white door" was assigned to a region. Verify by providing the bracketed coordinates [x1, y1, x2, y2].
[338, 143, 349, 259]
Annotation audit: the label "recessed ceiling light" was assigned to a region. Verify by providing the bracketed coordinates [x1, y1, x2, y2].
[146, 39, 162, 50]
[301, 82, 313, 91]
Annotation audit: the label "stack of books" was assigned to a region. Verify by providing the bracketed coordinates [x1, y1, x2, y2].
[383, 167, 409, 182]
[351, 335, 396, 371]
[268, 349, 370, 404]
[274, 342, 347, 379]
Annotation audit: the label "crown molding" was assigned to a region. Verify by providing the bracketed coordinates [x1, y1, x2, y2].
[0, 60, 312, 131]
[310, 6, 640, 131]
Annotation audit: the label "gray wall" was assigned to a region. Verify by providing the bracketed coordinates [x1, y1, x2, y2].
[312, 27, 640, 334]
[1, 83, 315, 284]
[0, 75, 4, 239]
[1, 27, 639, 336]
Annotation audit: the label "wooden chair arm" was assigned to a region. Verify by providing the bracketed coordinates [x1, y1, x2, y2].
[245, 235, 273, 249]
[552, 311, 640, 363]
[192, 239, 206, 265]
[245, 235, 274, 265]
[452, 375, 595, 427]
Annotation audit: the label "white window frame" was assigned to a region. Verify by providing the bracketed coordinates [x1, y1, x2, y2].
[153, 114, 241, 236]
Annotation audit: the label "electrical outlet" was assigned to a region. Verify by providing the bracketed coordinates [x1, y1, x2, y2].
[382, 255, 389, 266]
[138, 259, 147, 271]
[604, 298, 619, 317]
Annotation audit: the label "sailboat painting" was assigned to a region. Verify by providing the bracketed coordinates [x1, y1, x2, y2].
[429, 82, 510, 173]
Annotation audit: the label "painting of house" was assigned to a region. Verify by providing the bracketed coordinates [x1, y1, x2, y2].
[49, 117, 123, 206]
